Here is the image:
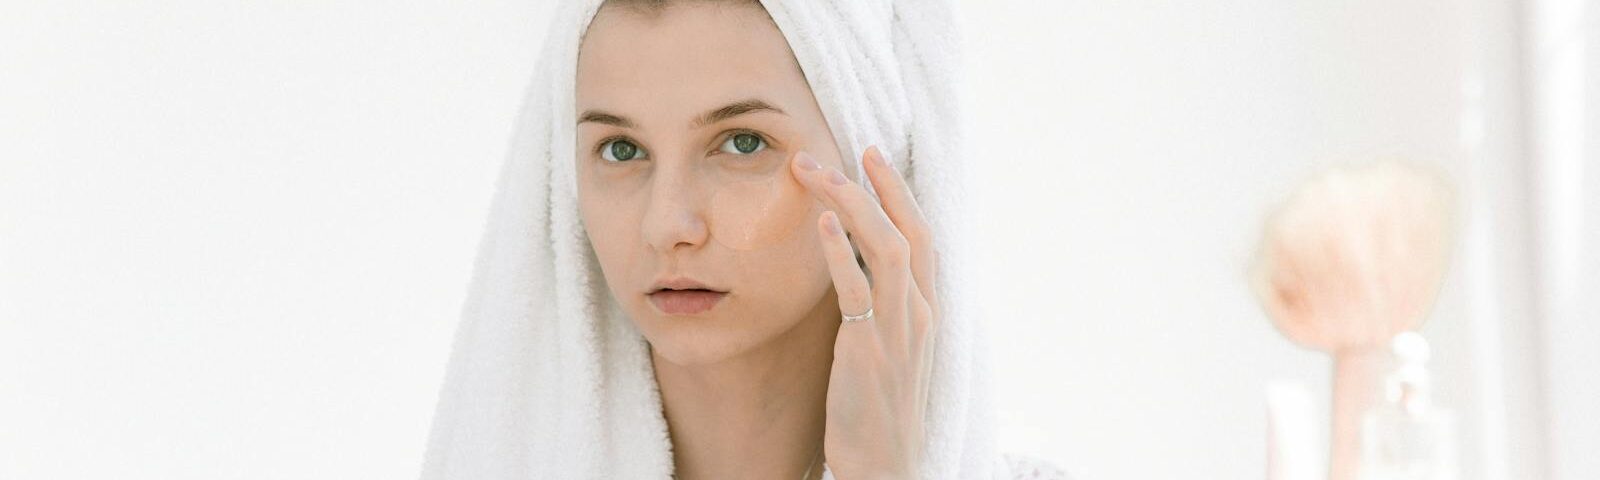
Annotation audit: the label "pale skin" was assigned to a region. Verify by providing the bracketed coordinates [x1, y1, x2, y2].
[574, 2, 939, 479]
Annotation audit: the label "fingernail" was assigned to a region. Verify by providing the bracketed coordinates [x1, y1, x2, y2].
[872, 146, 891, 169]
[823, 212, 842, 235]
[796, 152, 821, 171]
[827, 169, 848, 185]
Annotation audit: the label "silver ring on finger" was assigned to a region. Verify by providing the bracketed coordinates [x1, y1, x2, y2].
[842, 306, 874, 323]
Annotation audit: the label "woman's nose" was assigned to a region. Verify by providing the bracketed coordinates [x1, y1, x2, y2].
[640, 165, 711, 254]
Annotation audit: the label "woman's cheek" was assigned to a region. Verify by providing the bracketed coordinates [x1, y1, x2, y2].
[708, 168, 811, 251]
[578, 183, 638, 273]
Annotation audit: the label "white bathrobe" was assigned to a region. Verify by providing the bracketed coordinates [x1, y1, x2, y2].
[417, 1, 1066, 478]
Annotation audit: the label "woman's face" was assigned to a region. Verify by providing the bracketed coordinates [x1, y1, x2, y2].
[575, 1, 846, 365]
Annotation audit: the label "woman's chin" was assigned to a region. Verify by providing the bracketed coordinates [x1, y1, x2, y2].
[638, 314, 773, 367]
[646, 336, 754, 367]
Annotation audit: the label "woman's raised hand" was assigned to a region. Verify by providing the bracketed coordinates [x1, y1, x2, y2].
[791, 146, 940, 480]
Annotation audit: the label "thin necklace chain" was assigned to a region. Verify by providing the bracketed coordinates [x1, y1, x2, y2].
[669, 442, 824, 479]
[799, 441, 823, 480]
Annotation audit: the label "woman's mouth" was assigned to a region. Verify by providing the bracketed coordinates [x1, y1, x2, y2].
[648, 289, 727, 315]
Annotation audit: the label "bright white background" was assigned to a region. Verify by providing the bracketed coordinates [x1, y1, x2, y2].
[1, 1, 1592, 479]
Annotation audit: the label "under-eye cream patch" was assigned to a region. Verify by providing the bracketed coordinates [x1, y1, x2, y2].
[708, 171, 810, 251]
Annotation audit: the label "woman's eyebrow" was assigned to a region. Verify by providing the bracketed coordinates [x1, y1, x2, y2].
[691, 98, 787, 128]
[576, 99, 786, 129]
[577, 110, 634, 128]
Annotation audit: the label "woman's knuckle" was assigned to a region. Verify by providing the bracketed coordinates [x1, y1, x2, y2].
[908, 217, 933, 243]
[879, 234, 909, 265]
[875, 252, 906, 272]
[890, 244, 911, 270]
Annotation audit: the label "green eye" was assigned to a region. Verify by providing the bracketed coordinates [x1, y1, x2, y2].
[719, 132, 766, 155]
[600, 139, 646, 162]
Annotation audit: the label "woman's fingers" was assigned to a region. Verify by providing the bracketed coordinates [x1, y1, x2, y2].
[817, 210, 873, 326]
[803, 147, 940, 480]
[790, 150, 912, 296]
[860, 146, 940, 319]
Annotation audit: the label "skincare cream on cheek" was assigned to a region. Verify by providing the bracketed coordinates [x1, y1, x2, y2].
[708, 173, 810, 251]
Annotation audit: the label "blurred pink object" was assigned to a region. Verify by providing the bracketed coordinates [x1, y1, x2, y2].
[1249, 160, 1457, 480]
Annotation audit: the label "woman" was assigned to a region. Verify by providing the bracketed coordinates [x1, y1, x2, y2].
[420, 1, 1069, 478]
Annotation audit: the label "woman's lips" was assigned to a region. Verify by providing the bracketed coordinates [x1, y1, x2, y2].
[648, 289, 727, 315]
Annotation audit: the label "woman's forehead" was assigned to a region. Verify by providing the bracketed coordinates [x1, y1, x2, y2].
[575, 1, 810, 128]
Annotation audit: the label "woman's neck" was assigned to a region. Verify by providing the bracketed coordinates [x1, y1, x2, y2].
[653, 295, 840, 480]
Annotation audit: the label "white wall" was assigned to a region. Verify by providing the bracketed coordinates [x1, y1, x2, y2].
[0, 1, 1568, 479]
[0, 2, 553, 478]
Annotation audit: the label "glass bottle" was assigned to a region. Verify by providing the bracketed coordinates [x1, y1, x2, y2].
[1358, 332, 1459, 480]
